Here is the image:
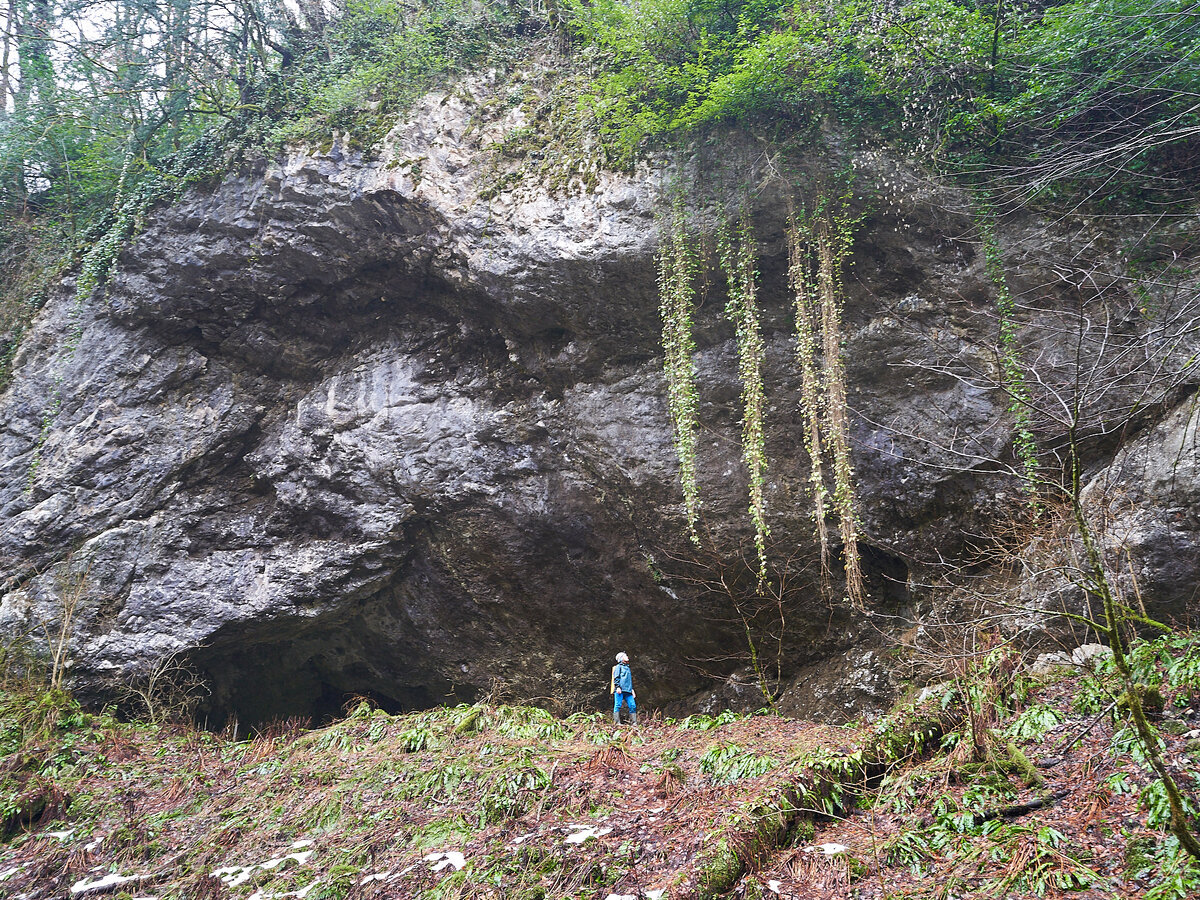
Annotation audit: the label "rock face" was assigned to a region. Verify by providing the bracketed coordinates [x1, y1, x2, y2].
[1, 83, 1197, 726]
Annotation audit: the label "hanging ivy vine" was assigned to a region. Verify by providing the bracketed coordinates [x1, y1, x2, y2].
[657, 184, 702, 540]
[788, 205, 865, 608]
[655, 182, 865, 605]
[787, 211, 831, 586]
[716, 204, 770, 580]
[977, 206, 1039, 495]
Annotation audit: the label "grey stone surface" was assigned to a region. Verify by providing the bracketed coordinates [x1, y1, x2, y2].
[0, 80, 1197, 725]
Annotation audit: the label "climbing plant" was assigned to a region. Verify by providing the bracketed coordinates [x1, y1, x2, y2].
[977, 205, 1039, 494]
[655, 182, 865, 606]
[657, 183, 702, 539]
[716, 204, 770, 580]
[787, 210, 830, 586]
[787, 204, 865, 608]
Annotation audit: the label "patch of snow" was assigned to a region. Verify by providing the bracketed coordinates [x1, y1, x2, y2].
[0, 867, 22, 882]
[247, 883, 320, 900]
[71, 873, 148, 895]
[564, 825, 612, 844]
[360, 872, 392, 884]
[291, 840, 314, 849]
[212, 865, 257, 887]
[215, 848, 314, 888]
[603, 894, 636, 900]
[799, 842, 851, 857]
[423, 851, 466, 872]
[46, 829, 75, 841]
[645, 891, 666, 900]
[261, 851, 313, 870]
[84, 838, 103, 853]
[768, 882, 783, 895]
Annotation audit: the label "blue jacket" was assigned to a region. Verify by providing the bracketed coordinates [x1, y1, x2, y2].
[611, 663, 633, 694]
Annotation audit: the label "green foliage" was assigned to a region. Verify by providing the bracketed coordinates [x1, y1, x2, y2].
[1131, 632, 1200, 704]
[678, 709, 744, 730]
[716, 205, 769, 577]
[478, 763, 552, 823]
[1004, 703, 1064, 743]
[399, 722, 439, 751]
[492, 707, 571, 742]
[991, 0, 1200, 201]
[699, 741, 775, 783]
[657, 183, 703, 538]
[1142, 835, 1200, 900]
[265, 0, 537, 150]
[0, 687, 84, 756]
[883, 797, 1104, 891]
[558, 0, 1200, 199]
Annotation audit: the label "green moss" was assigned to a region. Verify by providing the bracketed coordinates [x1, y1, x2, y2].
[452, 706, 483, 735]
[693, 837, 742, 900]
[1120, 683, 1166, 721]
[1125, 835, 1158, 878]
[1002, 742, 1044, 789]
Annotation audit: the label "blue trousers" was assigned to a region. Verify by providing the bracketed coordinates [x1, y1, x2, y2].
[613, 691, 636, 714]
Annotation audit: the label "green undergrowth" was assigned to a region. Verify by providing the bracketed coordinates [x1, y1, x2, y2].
[0, 682, 933, 899]
[2, 635, 1199, 898]
[759, 634, 1200, 899]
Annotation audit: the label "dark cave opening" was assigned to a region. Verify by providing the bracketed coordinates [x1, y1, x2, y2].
[184, 637, 473, 734]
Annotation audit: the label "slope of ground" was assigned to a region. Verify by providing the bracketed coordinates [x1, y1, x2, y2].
[1, 635, 1199, 899]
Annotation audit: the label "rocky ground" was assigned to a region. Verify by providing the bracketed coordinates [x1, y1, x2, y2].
[2, 633, 1199, 899]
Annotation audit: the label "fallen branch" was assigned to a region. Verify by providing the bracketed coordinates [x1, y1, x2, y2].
[974, 789, 1071, 825]
[670, 696, 965, 899]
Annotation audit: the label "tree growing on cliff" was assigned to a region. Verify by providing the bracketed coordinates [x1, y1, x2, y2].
[907, 220, 1200, 860]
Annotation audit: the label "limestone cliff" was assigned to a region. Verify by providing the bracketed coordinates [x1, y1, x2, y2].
[1, 83, 1197, 725]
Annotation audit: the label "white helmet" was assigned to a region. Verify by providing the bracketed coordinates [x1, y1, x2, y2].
[615, 652, 629, 663]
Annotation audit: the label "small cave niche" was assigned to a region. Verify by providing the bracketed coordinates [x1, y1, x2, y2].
[859, 542, 912, 610]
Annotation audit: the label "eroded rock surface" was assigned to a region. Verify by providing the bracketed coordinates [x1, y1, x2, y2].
[1, 83, 1197, 725]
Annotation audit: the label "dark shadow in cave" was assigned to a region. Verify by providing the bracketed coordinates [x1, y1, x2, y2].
[183, 627, 473, 734]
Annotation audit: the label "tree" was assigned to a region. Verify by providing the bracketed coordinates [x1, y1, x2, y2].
[905, 212, 1200, 858]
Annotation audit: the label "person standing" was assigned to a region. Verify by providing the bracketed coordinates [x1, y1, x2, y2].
[610, 652, 637, 725]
